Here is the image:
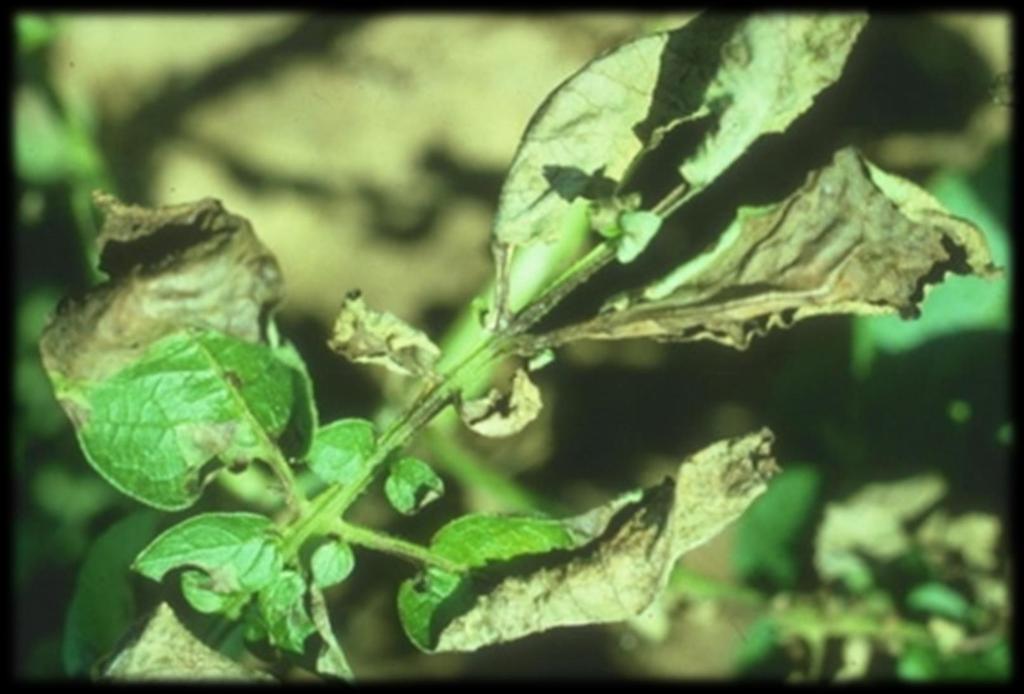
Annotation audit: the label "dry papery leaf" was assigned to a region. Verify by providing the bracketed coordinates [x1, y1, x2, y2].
[458, 368, 542, 438]
[327, 290, 440, 378]
[815, 475, 947, 583]
[102, 603, 274, 682]
[534, 148, 999, 351]
[40, 192, 282, 383]
[431, 429, 778, 652]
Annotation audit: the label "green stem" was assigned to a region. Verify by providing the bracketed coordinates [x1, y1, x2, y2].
[331, 518, 464, 574]
[280, 338, 501, 560]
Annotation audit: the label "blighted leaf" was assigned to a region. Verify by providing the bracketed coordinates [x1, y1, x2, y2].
[48, 329, 312, 510]
[814, 475, 946, 588]
[328, 290, 440, 378]
[916, 510, 1001, 572]
[541, 148, 1000, 351]
[41, 193, 283, 384]
[309, 583, 354, 681]
[494, 13, 866, 248]
[134, 512, 283, 597]
[38, 194, 309, 510]
[310, 539, 355, 589]
[102, 603, 274, 681]
[257, 570, 316, 654]
[458, 369, 542, 438]
[307, 419, 376, 486]
[385, 457, 445, 515]
[491, 13, 866, 304]
[398, 429, 778, 652]
[834, 636, 872, 682]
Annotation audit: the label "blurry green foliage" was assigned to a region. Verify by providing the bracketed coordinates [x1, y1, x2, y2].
[733, 466, 821, 590]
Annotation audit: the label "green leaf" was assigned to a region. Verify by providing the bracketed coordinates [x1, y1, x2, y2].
[734, 466, 820, 589]
[307, 419, 376, 485]
[734, 616, 781, 673]
[385, 457, 444, 515]
[133, 512, 283, 596]
[271, 339, 318, 459]
[62, 511, 161, 677]
[898, 639, 1010, 682]
[491, 12, 866, 294]
[53, 329, 311, 510]
[906, 582, 972, 622]
[398, 430, 778, 652]
[257, 570, 316, 654]
[430, 514, 576, 567]
[16, 87, 72, 184]
[16, 14, 59, 54]
[396, 568, 469, 652]
[310, 540, 355, 589]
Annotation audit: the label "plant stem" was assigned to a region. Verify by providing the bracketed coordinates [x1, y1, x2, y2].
[331, 518, 465, 574]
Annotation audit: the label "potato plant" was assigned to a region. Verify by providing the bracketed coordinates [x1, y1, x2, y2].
[37, 12, 1003, 680]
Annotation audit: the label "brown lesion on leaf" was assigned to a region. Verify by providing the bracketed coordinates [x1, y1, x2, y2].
[425, 428, 779, 652]
[457, 368, 542, 438]
[528, 148, 1000, 352]
[40, 192, 283, 385]
[327, 290, 440, 378]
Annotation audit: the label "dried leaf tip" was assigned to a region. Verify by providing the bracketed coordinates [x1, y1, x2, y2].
[328, 292, 440, 378]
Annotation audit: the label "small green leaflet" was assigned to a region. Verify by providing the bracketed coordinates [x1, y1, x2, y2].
[310, 539, 356, 589]
[385, 457, 445, 515]
[133, 512, 283, 598]
[308, 419, 376, 486]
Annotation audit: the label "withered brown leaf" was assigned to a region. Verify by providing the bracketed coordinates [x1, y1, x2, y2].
[535, 148, 999, 351]
[40, 192, 283, 384]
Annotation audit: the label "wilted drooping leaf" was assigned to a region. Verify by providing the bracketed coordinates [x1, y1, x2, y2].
[814, 475, 947, 589]
[39, 194, 313, 510]
[539, 149, 1000, 351]
[385, 457, 445, 515]
[134, 513, 284, 614]
[102, 603, 274, 681]
[398, 429, 778, 652]
[328, 290, 440, 378]
[491, 13, 866, 307]
[458, 369, 542, 438]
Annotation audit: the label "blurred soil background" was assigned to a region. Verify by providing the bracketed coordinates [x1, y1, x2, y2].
[15, 13, 1011, 679]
